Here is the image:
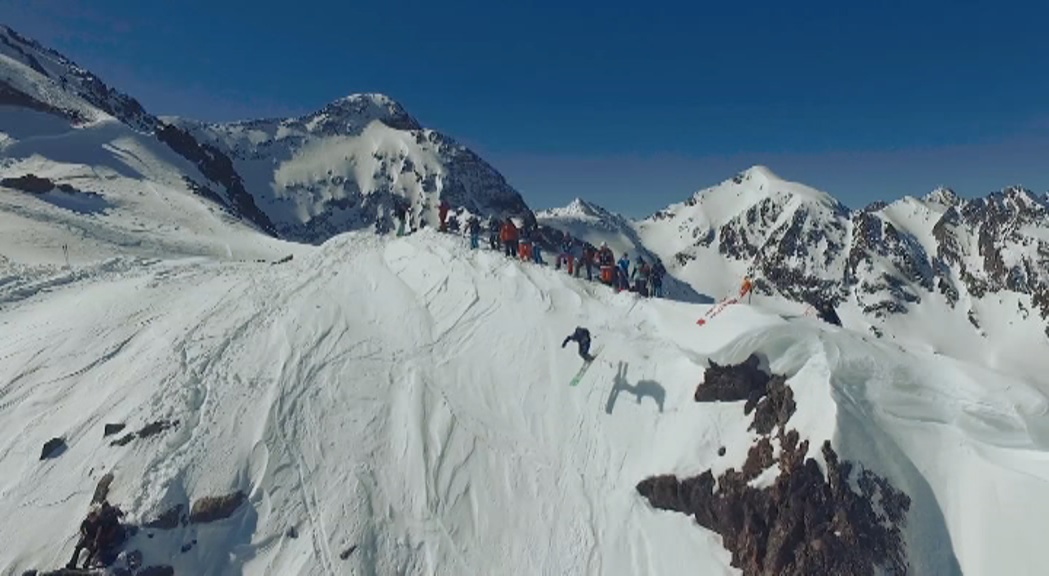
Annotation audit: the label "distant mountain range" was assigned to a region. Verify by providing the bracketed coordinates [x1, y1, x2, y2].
[4, 22, 1048, 366]
[541, 166, 1049, 378]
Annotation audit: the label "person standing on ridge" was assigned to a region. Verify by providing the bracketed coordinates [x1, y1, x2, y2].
[740, 276, 754, 303]
[467, 215, 481, 249]
[488, 216, 501, 250]
[500, 217, 519, 257]
[650, 257, 666, 297]
[617, 253, 631, 291]
[582, 243, 596, 281]
[438, 200, 451, 231]
[556, 233, 575, 274]
[632, 255, 651, 296]
[562, 326, 593, 361]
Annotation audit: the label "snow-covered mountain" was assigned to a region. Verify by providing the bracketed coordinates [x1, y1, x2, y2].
[0, 24, 532, 250]
[537, 198, 652, 259]
[5, 225, 1049, 575]
[169, 95, 530, 243]
[6, 22, 1049, 576]
[542, 166, 1049, 380]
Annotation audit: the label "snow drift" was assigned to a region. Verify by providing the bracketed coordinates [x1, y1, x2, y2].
[3, 229, 1049, 575]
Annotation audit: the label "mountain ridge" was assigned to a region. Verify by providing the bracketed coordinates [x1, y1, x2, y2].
[0, 25, 532, 245]
[544, 167, 1049, 379]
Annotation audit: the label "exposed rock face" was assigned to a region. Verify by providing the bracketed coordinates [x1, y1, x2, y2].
[2, 174, 59, 194]
[639, 166, 1049, 335]
[102, 424, 125, 437]
[637, 355, 911, 576]
[91, 473, 114, 505]
[154, 123, 277, 236]
[189, 491, 246, 524]
[40, 437, 66, 460]
[143, 504, 183, 530]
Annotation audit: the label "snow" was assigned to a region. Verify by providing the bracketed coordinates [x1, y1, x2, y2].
[0, 106, 297, 269]
[3, 218, 1049, 574]
[4, 21, 1049, 573]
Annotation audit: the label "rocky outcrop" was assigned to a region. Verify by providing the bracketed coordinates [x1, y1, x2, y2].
[189, 491, 246, 524]
[91, 474, 114, 505]
[638, 355, 911, 576]
[154, 123, 277, 236]
[0, 174, 86, 196]
[143, 505, 183, 530]
[109, 419, 178, 447]
[40, 437, 66, 460]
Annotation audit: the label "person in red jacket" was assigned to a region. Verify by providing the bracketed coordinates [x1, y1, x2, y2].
[438, 200, 451, 231]
[499, 218, 519, 257]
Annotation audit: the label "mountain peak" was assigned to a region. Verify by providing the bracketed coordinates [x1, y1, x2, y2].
[315, 92, 421, 131]
[740, 164, 782, 182]
[922, 186, 961, 207]
[538, 197, 610, 220]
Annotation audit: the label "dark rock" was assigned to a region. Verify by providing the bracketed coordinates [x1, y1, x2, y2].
[741, 437, 775, 481]
[180, 541, 194, 553]
[91, 473, 114, 505]
[2, 174, 55, 193]
[339, 545, 358, 560]
[40, 437, 66, 460]
[642, 351, 911, 575]
[137, 419, 178, 439]
[109, 434, 134, 447]
[189, 490, 246, 524]
[155, 122, 278, 236]
[638, 438, 910, 576]
[103, 424, 126, 437]
[144, 504, 182, 529]
[746, 376, 796, 435]
[695, 354, 769, 404]
[718, 446, 727, 457]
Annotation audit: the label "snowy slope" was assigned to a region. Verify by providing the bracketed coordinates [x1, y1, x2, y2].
[541, 167, 1049, 384]
[171, 95, 532, 243]
[0, 108, 296, 271]
[1, 25, 531, 248]
[4, 229, 1049, 575]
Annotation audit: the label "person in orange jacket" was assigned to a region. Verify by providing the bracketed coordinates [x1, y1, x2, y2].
[500, 218, 519, 257]
[740, 276, 753, 303]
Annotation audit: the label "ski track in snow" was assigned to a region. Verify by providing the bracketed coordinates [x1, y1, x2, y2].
[2, 229, 1049, 574]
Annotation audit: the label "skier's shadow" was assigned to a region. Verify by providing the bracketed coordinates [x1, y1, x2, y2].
[606, 362, 665, 414]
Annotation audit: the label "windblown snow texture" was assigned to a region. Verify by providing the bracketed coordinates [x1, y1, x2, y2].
[3, 228, 1049, 575]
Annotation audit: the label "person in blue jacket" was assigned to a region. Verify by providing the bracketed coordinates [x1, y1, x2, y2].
[561, 326, 592, 361]
[617, 253, 631, 290]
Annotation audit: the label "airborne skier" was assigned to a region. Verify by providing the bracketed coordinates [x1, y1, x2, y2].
[561, 326, 593, 361]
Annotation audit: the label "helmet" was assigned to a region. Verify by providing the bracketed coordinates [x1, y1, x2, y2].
[600, 241, 607, 248]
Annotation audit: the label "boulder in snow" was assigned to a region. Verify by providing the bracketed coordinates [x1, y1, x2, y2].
[39, 437, 66, 460]
[188, 491, 246, 524]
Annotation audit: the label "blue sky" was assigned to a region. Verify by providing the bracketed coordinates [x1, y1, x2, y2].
[4, 0, 1048, 217]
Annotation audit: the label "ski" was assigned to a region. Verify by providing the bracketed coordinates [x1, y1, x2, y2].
[569, 348, 601, 386]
